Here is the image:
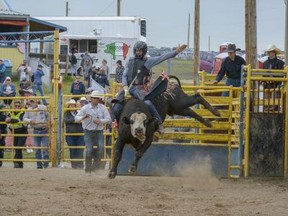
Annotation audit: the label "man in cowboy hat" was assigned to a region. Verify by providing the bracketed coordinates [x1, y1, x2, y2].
[75, 90, 111, 173]
[262, 44, 285, 111]
[263, 44, 284, 70]
[213, 43, 246, 96]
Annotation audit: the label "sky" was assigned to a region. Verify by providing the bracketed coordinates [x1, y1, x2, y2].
[7, 0, 287, 53]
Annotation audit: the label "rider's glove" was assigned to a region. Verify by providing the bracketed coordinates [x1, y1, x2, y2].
[123, 86, 129, 97]
[176, 44, 187, 54]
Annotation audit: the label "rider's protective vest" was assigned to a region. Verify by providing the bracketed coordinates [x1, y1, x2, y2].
[127, 57, 150, 86]
[8, 111, 26, 129]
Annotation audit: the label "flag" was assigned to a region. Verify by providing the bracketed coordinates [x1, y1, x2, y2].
[104, 42, 129, 60]
[89, 77, 106, 94]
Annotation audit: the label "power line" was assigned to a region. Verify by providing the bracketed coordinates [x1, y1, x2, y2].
[97, 0, 116, 16]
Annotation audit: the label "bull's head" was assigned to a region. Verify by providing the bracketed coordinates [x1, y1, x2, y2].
[123, 112, 150, 143]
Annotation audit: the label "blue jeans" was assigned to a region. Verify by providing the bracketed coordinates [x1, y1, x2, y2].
[84, 130, 104, 170]
[33, 129, 49, 168]
[129, 85, 162, 124]
[33, 83, 48, 105]
[71, 64, 77, 76]
[222, 78, 241, 97]
[65, 135, 84, 169]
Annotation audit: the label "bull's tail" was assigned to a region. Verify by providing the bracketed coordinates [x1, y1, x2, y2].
[168, 75, 181, 88]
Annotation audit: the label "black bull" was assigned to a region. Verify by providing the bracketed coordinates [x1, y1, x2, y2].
[108, 80, 220, 179]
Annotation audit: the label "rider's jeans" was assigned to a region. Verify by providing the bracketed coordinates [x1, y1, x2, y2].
[129, 85, 162, 124]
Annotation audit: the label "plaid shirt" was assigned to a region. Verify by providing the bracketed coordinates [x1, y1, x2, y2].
[115, 65, 124, 83]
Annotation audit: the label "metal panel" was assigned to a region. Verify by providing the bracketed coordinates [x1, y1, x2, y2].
[249, 113, 284, 176]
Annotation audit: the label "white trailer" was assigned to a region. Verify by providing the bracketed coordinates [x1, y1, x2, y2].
[36, 16, 147, 74]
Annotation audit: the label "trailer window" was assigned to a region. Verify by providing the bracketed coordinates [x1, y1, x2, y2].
[79, 40, 87, 53]
[88, 40, 97, 53]
[69, 39, 97, 53]
[60, 45, 68, 55]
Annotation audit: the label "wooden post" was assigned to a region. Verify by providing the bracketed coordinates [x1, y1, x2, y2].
[193, 0, 200, 85]
[245, 0, 257, 68]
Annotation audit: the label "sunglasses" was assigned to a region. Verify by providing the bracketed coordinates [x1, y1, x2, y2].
[91, 97, 100, 99]
[14, 105, 21, 108]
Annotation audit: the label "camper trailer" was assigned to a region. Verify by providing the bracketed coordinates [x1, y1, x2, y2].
[37, 16, 147, 74]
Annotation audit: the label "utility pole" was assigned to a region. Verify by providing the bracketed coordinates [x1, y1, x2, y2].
[117, 0, 121, 16]
[245, 0, 257, 68]
[65, 1, 69, 17]
[187, 13, 191, 48]
[193, 0, 200, 85]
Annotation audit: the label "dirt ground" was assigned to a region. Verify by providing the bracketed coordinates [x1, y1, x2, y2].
[1, 162, 288, 216]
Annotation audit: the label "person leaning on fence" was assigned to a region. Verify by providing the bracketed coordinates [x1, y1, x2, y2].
[0, 59, 6, 83]
[23, 99, 49, 169]
[63, 99, 85, 169]
[0, 104, 7, 168]
[262, 44, 285, 111]
[75, 90, 111, 174]
[5, 100, 28, 168]
[212, 43, 246, 96]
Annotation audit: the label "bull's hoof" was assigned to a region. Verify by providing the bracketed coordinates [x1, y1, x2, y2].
[128, 165, 137, 173]
[108, 171, 117, 179]
[203, 119, 212, 127]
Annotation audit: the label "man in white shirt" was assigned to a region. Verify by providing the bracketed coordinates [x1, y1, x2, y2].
[75, 90, 111, 173]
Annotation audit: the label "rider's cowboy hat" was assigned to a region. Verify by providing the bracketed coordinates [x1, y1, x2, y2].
[265, 44, 281, 54]
[90, 90, 103, 100]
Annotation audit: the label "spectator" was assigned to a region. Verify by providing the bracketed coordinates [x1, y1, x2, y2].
[19, 77, 33, 97]
[5, 100, 28, 168]
[81, 51, 93, 85]
[0, 35, 8, 46]
[17, 60, 32, 82]
[0, 59, 6, 83]
[70, 75, 86, 100]
[77, 66, 83, 77]
[1, 76, 16, 106]
[79, 96, 88, 107]
[32, 64, 48, 105]
[213, 43, 246, 96]
[69, 51, 78, 76]
[99, 59, 110, 79]
[0, 104, 7, 168]
[262, 44, 285, 111]
[75, 90, 111, 173]
[92, 67, 110, 88]
[63, 99, 84, 169]
[115, 60, 124, 83]
[23, 99, 49, 169]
